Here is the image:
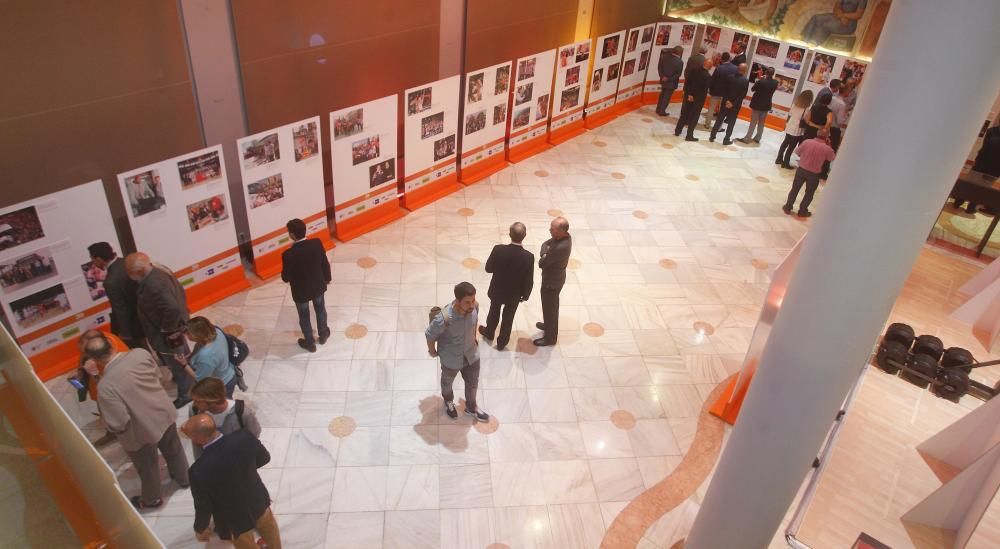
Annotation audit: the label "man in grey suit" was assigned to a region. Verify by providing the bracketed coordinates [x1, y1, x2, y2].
[126, 252, 191, 408]
[88, 242, 144, 349]
[534, 217, 572, 347]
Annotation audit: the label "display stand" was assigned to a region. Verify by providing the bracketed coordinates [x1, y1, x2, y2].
[401, 76, 462, 210]
[741, 36, 811, 131]
[459, 61, 513, 184]
[584, 30, 626, 129]
[548, 39, 592, 144]
[642, 22, 699, 105]
[951, 257, 1000, 353]
[0, 181, 122, 379]
[507, 48, 556, 163]
[612, 23, 656, 115]
[330, 95, 406, 241]
[117, 144, 249, 312]
[802, 48, 868, 108]
[236, 116, 333, 279]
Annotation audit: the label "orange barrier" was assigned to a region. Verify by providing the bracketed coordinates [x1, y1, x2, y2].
[584, 96, 620, 130]
[460, 137, 508, 185]
[335, 199, 406, 242]
[549, 107, 586, 145]
[612, 83, 645, 115]
[508, 120, 552, 163]
[401, 158, 462, 210]
[708, 357, 758, 425]
[178, 251, 251, 313]
[250, 210, 334, 279]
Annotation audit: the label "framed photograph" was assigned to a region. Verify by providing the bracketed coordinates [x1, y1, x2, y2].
[809, 53, 837, 85]
[784, 46, 805, 71]
[407, 87, 433, 115]
[248, 174, 284, 209]
[755, 38, 780, 60]
[518, 58, 536, 81]
[293, 121, 319, 161]
[368, 158, 395, 188]
[351, 136, 380, 165]
[703, 26, 720, 50]
[841, 60, 868, 88]
[561, 86, 580, 110]
[123, 170, 166, 218]
[535, 94, 550, 119]
[493, 104, 507, 125]
[186, 194, 229, 232]
[626, 30, 639, 53]
[467, 72, 484, 103]
[0, 206, 46, 252]
[333, 108, 364, 140]
[1, 247, 58, 294]
[433, 135, 455, 161]
[680, 24, 695, 45]
[565, 66, 580, 86]
[654, 26, 670, 46]
[511, 107, 531, 130]
[9, 283, 71, 330]
[641, 26, 653, 44]
[240, 133, 280, 169]
[607, 62, 620, 81]
[178, 151, 222, 189]
[464, 109, 486, 135]
[592, 69, 603, 92]
[515, 82, 533, 106]
[576, 42, 590, 62]
[731, 32, 750, 55]
[80, 260, 106, 301]
[623, 59, 636, 77]
[638, 50, 650, 72]
[421, 112, 445, 140]
[495, 65, 510, 95]
[749, 62, 768, 83]
[601, 35, 620, 59]
[775, 74, 797, 94]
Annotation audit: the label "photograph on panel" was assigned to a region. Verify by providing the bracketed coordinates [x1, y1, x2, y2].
[178, 150, 223, 189]
[408, 87, 433, 115]
[433, 135, 455, 161]
[248, 174, 285, 209]
[465, 110, 487, 135]
[626, 29, 639, 53]
[518, 58, 536, 81]
[607, 62, 620, 81]
[495, 65, 510, 95]
[493, 104, 507, 125]
[655, 25, 671, 46]
[511, 107, 531, 130]
[293, 121, 320, 161]
[468, 73, 484, 103]
[0, 206, 46, 252]
[681, 24, 695, 44]
[515, 82, 533, 106]
[809, 52, 836, 85]
[333, 109, 364, 141]
[784, 46, 805, 70]
[642, 26, 654, 43]
[559, 47, 574, 68]
[566, 66, 580, 86]
[240, 133, 280, 169]
[80, 260, 106, 301]
[639, 50, 650, 72]
[421, 112, 445, 139]
[536, 94, 550, 119]
[351, 136, 380, 165]
[10, 283, 71, 330]
[592, 70, 603, 92]
[368, 158, 395, 188]
[703, 26, 721, 50]
[123, 170, 166, 218]
[186, 194, 229, 231]
[602, 35, 620, 59]
[1, 247, 58, 294]
[561, 85, 580, 110]
[755, 38, 780, 60]
[623, 59, 636, 77]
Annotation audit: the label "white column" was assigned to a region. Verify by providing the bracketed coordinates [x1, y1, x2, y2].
[685, 2, 1000, 548]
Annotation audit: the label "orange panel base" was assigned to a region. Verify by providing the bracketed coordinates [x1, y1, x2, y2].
[584, 106, 619, 129]
[708, 362, 756, 425]
[549, 119, 586, 145]
[460, 154, 508, 185]
[508, 134, 552, 163]
[335, 200, 406, 242]
[29, 336, 93, 381]
[613, 97, 643, 116]
[737, 105, 753, 122]
[186, 266, 251, 313]
[251, 228, 335, 280]
[641, 90, 658, 105]
[401, 174, 462, 211]
[765, 112, 789, 132]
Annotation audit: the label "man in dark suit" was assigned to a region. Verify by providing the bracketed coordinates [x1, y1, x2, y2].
[710, 63, 750, 146]
[88, 242, 144, 349]
[126, 252, 191, 407]
[479, 222, 534, 351]
[534, 217, 572, 347]
[655, 46, 685, 116]
[704, 52, 737, 129]
[674, 58, 712, 142]
[183, 414, 281, 548]
[740, 66, 778, 144]
[686, 46, 707, 80]
[281, 218, 331, 353]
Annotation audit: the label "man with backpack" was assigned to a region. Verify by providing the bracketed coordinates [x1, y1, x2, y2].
[426, 282, 489, 422]
[186, 377, 261, 459]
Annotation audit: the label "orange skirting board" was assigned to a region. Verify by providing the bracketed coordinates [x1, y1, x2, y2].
[335, 200, 406, 242]
[460, 153, 508, 185]
[584, 105, 619, 130]
[641, 86, 684, 106]
[185, 265, 251, 313]
[27, 336, 94, 381]
[401, 173, 462, 211]
[250, 211, 333, 280]
[508, 133, 552, 163]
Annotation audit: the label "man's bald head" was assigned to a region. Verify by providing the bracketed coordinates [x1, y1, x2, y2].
[125, 252, 152, 281]
[83, 335, 114, 363]
[549, 216, 570, 240]
[182, 414, 219, 445]
[738, 63, 748, 75]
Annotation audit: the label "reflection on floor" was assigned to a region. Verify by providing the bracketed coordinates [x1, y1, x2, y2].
[42, 105, 999, 548]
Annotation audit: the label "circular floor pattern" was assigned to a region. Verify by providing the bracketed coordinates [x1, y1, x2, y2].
[611, 172, 626, 180]
[345, 323, 368, 339]
[685, 174, 700, 181]
[457, 207, 475, 217]
[328, 416, 357, 438]
[610, 409, 637, 430]
[659, 259, 678, 270]
[713, 212, 730, 221]
[222, 324, 245, 337]
[462, 257, 481, 269]
[583, 322, 605, 337]
[693, 321, 716, 335]
[534, 170, 549, 178]
[751, 258, 769, 270]
[547, 209, 564, 217]
[662, 143, 675, 150]
[474, 415, 500, 435]
[487, 543, 511, 549]
[633, 210, 649, 219]
[567, 258, 582, 270]
[594, 140, 608, 147]
[756, 176, 770, 183]
[357, 257, 377, 269]
[727, 146, 739, 152]
[642, 118, 653, 123]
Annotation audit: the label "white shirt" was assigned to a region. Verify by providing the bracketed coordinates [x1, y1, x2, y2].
[786, 105, 806, 137]
[207, 399, 236, 427]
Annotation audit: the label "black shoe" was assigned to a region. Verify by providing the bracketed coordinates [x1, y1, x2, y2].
[318, 331, 330, 345]
[298, 338, 317, 353]
[796, 210, 812, 218]
[130, 496, 163, 510]
[478, 326, 494, 340]
[753, 138, 761, 144]
[444, 401, 458, 419]
[737, 138, 750, 143]
[781, 164, 793, 170]
[775, 158, 782, 165]
[533, 338, 555, 347]
[781, 205, 793, 215]
[722, 139, 733, 146]
[685, 136, 699, 142]
[673, 130, 682, 136]
[709, 135, 716, 142]
[496, 344, 506, 352]
[656, 111, 667, 116]
[535, 322, 545, 331]
[466, 408, 490, 422]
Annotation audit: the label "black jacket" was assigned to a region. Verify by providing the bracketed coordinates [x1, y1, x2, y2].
[973, 126, 1000, 178]
[749, 77, 778, 111]
[136, 265, 188, 351]
[281, 238, 331, 303]
[709, 62, 738, 96]
[685, 53, 705, 80]
[190, 430, 271, 538]
[657, 52, 684, 89]
[104, 257, 142, 340]
[683, 66, 710, 99]
[539, 235, 572, 290]
[485, 243, 534, 303]
[724, 74, 750, 105]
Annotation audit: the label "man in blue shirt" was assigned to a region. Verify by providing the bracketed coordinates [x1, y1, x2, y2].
[426, 282, 489, 422]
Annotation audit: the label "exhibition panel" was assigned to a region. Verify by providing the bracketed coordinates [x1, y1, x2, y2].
[584, 29, 627, 129]
[614, 23, 656, 112]
[702, 24, 751, 68]
[507, 48, 557, 163]
[743, 36, 810, 130]
[116, 145, 249, 312]
[329, 95, 405, 241]
[459, 60, 513, 184]
[642, 21, 699, 105]
[548, 39, 591, 144]
[0, 181, 120, 379]
[236, 116, 333, 278]
[802, 49, 869, 102]
[401, 75, 463, 210]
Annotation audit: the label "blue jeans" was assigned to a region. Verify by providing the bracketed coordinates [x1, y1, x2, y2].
[295, 294, 329, 345]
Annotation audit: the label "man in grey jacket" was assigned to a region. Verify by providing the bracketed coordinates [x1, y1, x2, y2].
[427, 282, 489, 422]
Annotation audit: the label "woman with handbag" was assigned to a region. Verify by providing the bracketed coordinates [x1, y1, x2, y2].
[776, 89, 814, 169]
[179, 316, 238, 398]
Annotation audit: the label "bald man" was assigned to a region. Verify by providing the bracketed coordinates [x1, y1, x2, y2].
[126, 253, 191, 407]
[535, 217, 572, 347]
[184, 414, 281, 548]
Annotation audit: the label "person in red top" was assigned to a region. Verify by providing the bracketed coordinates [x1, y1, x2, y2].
[782, 131, 837, 218]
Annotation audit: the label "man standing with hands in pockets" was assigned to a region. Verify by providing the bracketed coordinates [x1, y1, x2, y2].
[534, 217, 572, 347]
[479, 222, 534, 352]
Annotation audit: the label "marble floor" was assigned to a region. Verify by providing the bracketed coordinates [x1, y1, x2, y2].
[42, 104, 999, 548]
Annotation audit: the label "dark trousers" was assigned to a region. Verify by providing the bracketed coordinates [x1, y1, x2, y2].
[540, 287, 562, 343]
[441, 357, 480, 412]
[777, 134, 803, 166]
[820, 126, 842, 179]
[785, 167, 822, 213]
[484, 298, 519, 349]
[295, 294, 329, 345]
[710, 104, 740, 141]
[125, 424, 189, 505]
[151, 338, 192, 400]
[656, 84, 677, 114]
[674, 95, 705, 138]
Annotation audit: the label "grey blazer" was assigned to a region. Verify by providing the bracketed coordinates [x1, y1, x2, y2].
[137, 265, 189, 351]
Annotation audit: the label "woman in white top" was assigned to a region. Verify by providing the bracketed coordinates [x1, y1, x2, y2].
[776, 89, 814, 169]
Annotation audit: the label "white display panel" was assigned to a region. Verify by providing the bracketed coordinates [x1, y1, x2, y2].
[644, 22, 699, 93]
[330, 95, 399, 222]
[703, 25, 751, 68]
[803, 50, 869, 121]
[460, 61, 512, 168]
[551, 39, 591, 131]
[509, 48, 556, 147]
[616, 23, 656, 103]
[117, 144, 241, 286]
[0, 181, 120, 355]
[403, 75, 460, 193]
[744, 37, 810, 119]
[236, 116, 328, 259]
[586, 30, 626, 116]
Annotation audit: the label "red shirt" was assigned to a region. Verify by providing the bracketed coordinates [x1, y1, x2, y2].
[795, 137, 836, 174]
